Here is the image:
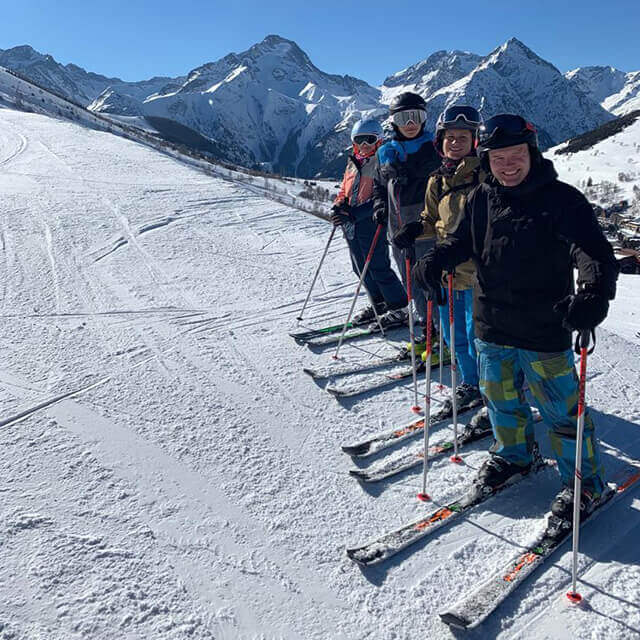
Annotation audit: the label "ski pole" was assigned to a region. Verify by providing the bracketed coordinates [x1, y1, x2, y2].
[438, 317, 445, 393]
[448, 273, 462, 464]
[567, 329, 594, 604]
[418, 300, 434, 502]
[333, 224, 383, 359]
[404, 250, 421, 413]
[297, 226, 336, 320]
[391, 180, 421, 414]
[341, 227, 386, 338]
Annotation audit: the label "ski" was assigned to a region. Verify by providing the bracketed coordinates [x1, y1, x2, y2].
[304, 346, 450, 380]
[350, 410, 541, 483]
[289, 322, 356, 342]
[346, 449, 552, 567]
[325, 361, 426, 397]
[440, 465, 640, 631]
[349, 430, 489, 483]
[294, 320, 406, 347]
[341, 396, 483, 458]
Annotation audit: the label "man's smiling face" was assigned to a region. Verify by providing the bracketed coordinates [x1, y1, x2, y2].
[488, 143, 531, 187]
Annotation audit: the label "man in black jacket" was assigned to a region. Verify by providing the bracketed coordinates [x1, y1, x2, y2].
[372, 92, 440, 333]
[412, 114, 619, 521]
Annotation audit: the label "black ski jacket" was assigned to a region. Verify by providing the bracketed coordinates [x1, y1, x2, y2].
[432, 159, 618, 352]
[372, 129, 440, 234]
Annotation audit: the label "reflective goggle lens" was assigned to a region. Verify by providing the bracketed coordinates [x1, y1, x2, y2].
[442, 106, 481, 127]
[392, 109, 427, 127]
[482, 114, 535, 137]
[353, 134, 378, 145]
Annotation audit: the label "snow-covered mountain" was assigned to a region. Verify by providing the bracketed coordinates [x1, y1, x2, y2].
[136, 35, 382, 176]
[0, 44, 176, 107]
[0, 37, 622, 178]
[566, 65, 640, 116]
[381, 50, 483, 102]
[382, 38, 612, 149]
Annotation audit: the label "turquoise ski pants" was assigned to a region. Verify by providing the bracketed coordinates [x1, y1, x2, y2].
[475, 338, 605, 495]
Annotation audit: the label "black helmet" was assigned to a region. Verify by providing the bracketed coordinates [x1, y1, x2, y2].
[389, 92, 427, 115]
[476, 113, 539, 170]
[477, 114, 538, 152]
[435, 105, 482, 154]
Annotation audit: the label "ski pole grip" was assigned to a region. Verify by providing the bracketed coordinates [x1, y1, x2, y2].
[574, 329, 596, 354]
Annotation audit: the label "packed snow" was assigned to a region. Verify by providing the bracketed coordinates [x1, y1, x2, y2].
[0, 106, 639, 640]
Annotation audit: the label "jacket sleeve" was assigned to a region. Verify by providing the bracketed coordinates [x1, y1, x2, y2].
[557, 187, 619, 300]
[420, 176, 439, 238]
[432, 192, 475, 269]
[334, 170, 348, 206]
[372, 160, 388, 221]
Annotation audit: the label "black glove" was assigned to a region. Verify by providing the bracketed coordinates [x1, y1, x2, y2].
[412, 249, 447, 306]
[553, 291, 609, 331]
[380, 162, 410, 186]
[330, 202, 351, 227]
[392, 221, 424, 250]
[372, 204, 388, 226]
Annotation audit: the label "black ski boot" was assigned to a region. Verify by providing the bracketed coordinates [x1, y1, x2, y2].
[455, 383, 482, 407]
[353, 302, 386, 326]
[550, 485, 609, 523]
[368, 306, 408, 331]
[461, 406, 492, 440]
[472, 443, 542, 497]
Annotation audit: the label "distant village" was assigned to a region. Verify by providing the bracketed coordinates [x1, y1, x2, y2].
[594, 199, 640, 274]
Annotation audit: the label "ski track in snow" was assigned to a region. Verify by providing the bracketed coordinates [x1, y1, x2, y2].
[0, 108, 639, 639]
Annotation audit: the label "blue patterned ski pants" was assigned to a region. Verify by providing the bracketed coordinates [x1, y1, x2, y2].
[475, 339, 605, 495]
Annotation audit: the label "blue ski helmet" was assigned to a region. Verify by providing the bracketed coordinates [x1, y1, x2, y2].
[350, 118, 383, 142]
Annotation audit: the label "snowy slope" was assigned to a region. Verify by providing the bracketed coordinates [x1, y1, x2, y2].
[548, 111, 640, 205]
[0, 101, 639, 640]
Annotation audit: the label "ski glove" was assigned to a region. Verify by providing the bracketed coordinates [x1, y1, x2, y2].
[412, 249, 447, 306]
[553, 291, 609, 332]
[392, 221, 424, 250]
[372, 205, 388, 226]
[330, 202, 351, 227]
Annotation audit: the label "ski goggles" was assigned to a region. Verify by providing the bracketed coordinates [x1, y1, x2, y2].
[392, 109, 427, 127]
[441, 106, 481, 127]
[353, 134, 379, 145]
[480, 114, 536, 140]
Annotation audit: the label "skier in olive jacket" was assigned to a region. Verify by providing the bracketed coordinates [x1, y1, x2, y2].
[412, 113, 619, 522]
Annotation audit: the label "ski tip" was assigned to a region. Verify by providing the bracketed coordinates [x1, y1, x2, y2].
[341, 444, 370, 457]
[417, 492, 431, 502]
[348, 469, 367, 481]
[439, 612, 470, 630]
[450, 455, 463, 464]
[566, 591, 583, 604]
[302, 368, 315, 377]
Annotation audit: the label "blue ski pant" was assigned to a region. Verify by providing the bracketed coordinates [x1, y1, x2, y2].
[475, 339, 605, 495]
[345, 213, 407, 310]
[439, 288, 478, 387]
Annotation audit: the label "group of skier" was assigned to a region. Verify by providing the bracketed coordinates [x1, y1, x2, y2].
[330, 91, 619, 522]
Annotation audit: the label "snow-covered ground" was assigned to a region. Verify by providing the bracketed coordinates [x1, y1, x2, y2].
[0, 106, 639, 640]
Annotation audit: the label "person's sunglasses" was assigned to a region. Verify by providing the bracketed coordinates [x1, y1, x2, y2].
[392, 109, 427, 127]
[353, 134, 379, 145]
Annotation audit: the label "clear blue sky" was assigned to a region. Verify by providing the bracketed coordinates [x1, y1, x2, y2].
[1, 0, 638, 84]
